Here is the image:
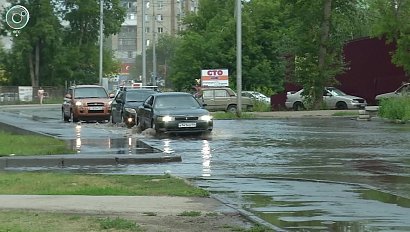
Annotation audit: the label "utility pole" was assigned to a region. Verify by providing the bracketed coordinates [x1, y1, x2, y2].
[142, 0, 147, 85]
[99, 0, 104, 86]
[152, 0, 157, 85]
[236, 0, 242, 116]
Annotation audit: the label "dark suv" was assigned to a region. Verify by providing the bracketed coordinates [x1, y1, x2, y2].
[110, 88, 157, 128]
[62, 85, 113, 122]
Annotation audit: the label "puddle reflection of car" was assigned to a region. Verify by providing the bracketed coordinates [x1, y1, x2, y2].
[136, 92, 213, 134]
[285, 87, 367, 110]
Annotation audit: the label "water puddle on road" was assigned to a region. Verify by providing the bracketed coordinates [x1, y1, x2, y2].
[65, 137, 161, 155]
[208, 177, 410, 232]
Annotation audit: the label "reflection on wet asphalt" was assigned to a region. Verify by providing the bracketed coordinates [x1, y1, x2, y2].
[111, 118, 410, 231]
[1, 106, 409, 231]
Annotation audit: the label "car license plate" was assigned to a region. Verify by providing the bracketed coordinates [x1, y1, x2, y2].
[89, 106, 103, 110]
[178, 122, 196, 128]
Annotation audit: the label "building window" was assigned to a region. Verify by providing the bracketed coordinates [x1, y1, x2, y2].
[128, 13, 135, 20]
[128, 51, 133, 58]
[157, 27, 163, 33]
[145, 27, 150, 33]
[158, 1, 164, 10]
[156, 14, 163, 21]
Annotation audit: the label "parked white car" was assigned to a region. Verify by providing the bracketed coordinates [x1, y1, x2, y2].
[375, 82, 410, 104]
[285, 87, 367, 110]
[241, 91, 270, 104]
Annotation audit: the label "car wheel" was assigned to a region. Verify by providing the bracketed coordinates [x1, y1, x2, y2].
[293, 102, 305, 111]
[227, 105, 237, 114]
[151, 120, 160, 133]
[136, 117, 144, 130]
[71, 111, 79, 123]
[336, 101, 348, 110]
[62, 109, 70, 122]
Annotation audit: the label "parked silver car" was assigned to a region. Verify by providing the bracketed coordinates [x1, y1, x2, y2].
[375, 82, 410, 104]
[241, 91, 271, 104]
[285, 87, 367, 110]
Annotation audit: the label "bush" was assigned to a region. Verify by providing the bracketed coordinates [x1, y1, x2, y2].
[252, 100, 272, 112]
[378, 97, 410, 122]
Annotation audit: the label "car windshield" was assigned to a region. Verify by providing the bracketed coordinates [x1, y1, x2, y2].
[327, 88, 347, 96]
[154, 95, 201, 109]
[126, 90, 155, 102]
[74, 87, 108, 98]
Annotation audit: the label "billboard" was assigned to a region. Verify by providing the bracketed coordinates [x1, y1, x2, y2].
[201, 69, 229, 87]
[18, 86, 33, 102]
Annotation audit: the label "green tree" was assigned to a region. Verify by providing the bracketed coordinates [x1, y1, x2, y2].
[1, 0, 62, 87]
[279, 0, 361, 109]
[0, 0, 125, 86]
[169, 0, 236, 91]
[369, 0, 410, 76]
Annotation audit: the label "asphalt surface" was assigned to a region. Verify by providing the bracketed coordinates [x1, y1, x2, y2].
[0, 105, 372, 231]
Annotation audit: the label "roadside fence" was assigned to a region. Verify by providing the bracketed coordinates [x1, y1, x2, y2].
[0, 86, 65, 105]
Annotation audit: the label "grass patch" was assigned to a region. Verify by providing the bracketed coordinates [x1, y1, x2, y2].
[0, 97, 63, 106]
[379, 97, 410, 122]
[142, 212, 157, 216]
[252, 101, 272, 112]
[0, 172, 209, 197]
[177, 211, 202, 217]
[98, 217, 142, 231]
[0, 131, 74, 157]
[0, 210, 142, 232]
[331, 110, 359, 117]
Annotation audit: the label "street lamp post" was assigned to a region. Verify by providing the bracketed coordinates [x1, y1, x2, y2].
[236, 0, 242, 116]
[152, 0, 157, 86]
[142, 0, 147, 86]
[99, 0, 103, 86]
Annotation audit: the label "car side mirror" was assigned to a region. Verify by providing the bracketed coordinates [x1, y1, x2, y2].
[144, 103, 152, 109]
[64, 94, 72, 99]
[109, 93, 115, 98]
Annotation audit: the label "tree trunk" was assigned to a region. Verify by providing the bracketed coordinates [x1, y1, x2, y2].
[319, 0, 331, 70]
[35, 41, 40, 86]
[28, 52, 36, 87]
[28, 41, 41, 87]
[313, 0, 332, 109]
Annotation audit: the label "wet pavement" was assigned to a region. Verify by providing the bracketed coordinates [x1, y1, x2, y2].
[1, 105, 409, 231]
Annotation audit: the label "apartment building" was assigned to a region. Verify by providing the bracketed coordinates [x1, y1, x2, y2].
[111, 0, 199, 76]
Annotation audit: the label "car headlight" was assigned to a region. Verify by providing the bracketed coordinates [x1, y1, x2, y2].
[199, 115, 213, 122]
[160, 115, 175, 122]
[124, 107, 136, 114]
[75, 101, 83, 106]
[108, 100, 113, 106]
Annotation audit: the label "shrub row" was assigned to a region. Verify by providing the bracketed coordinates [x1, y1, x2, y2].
[378, 97, 410, 122]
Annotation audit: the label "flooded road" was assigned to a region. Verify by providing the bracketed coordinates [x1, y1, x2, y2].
[1, 105, 409, 231]
[119, 119, 410, 231]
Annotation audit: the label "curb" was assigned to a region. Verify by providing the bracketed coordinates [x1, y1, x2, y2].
[0, 154, 181, 169]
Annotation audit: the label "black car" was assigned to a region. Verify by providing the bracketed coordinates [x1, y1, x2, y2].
[136, 92, 213, 134]
[110, 88, 157, 127]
